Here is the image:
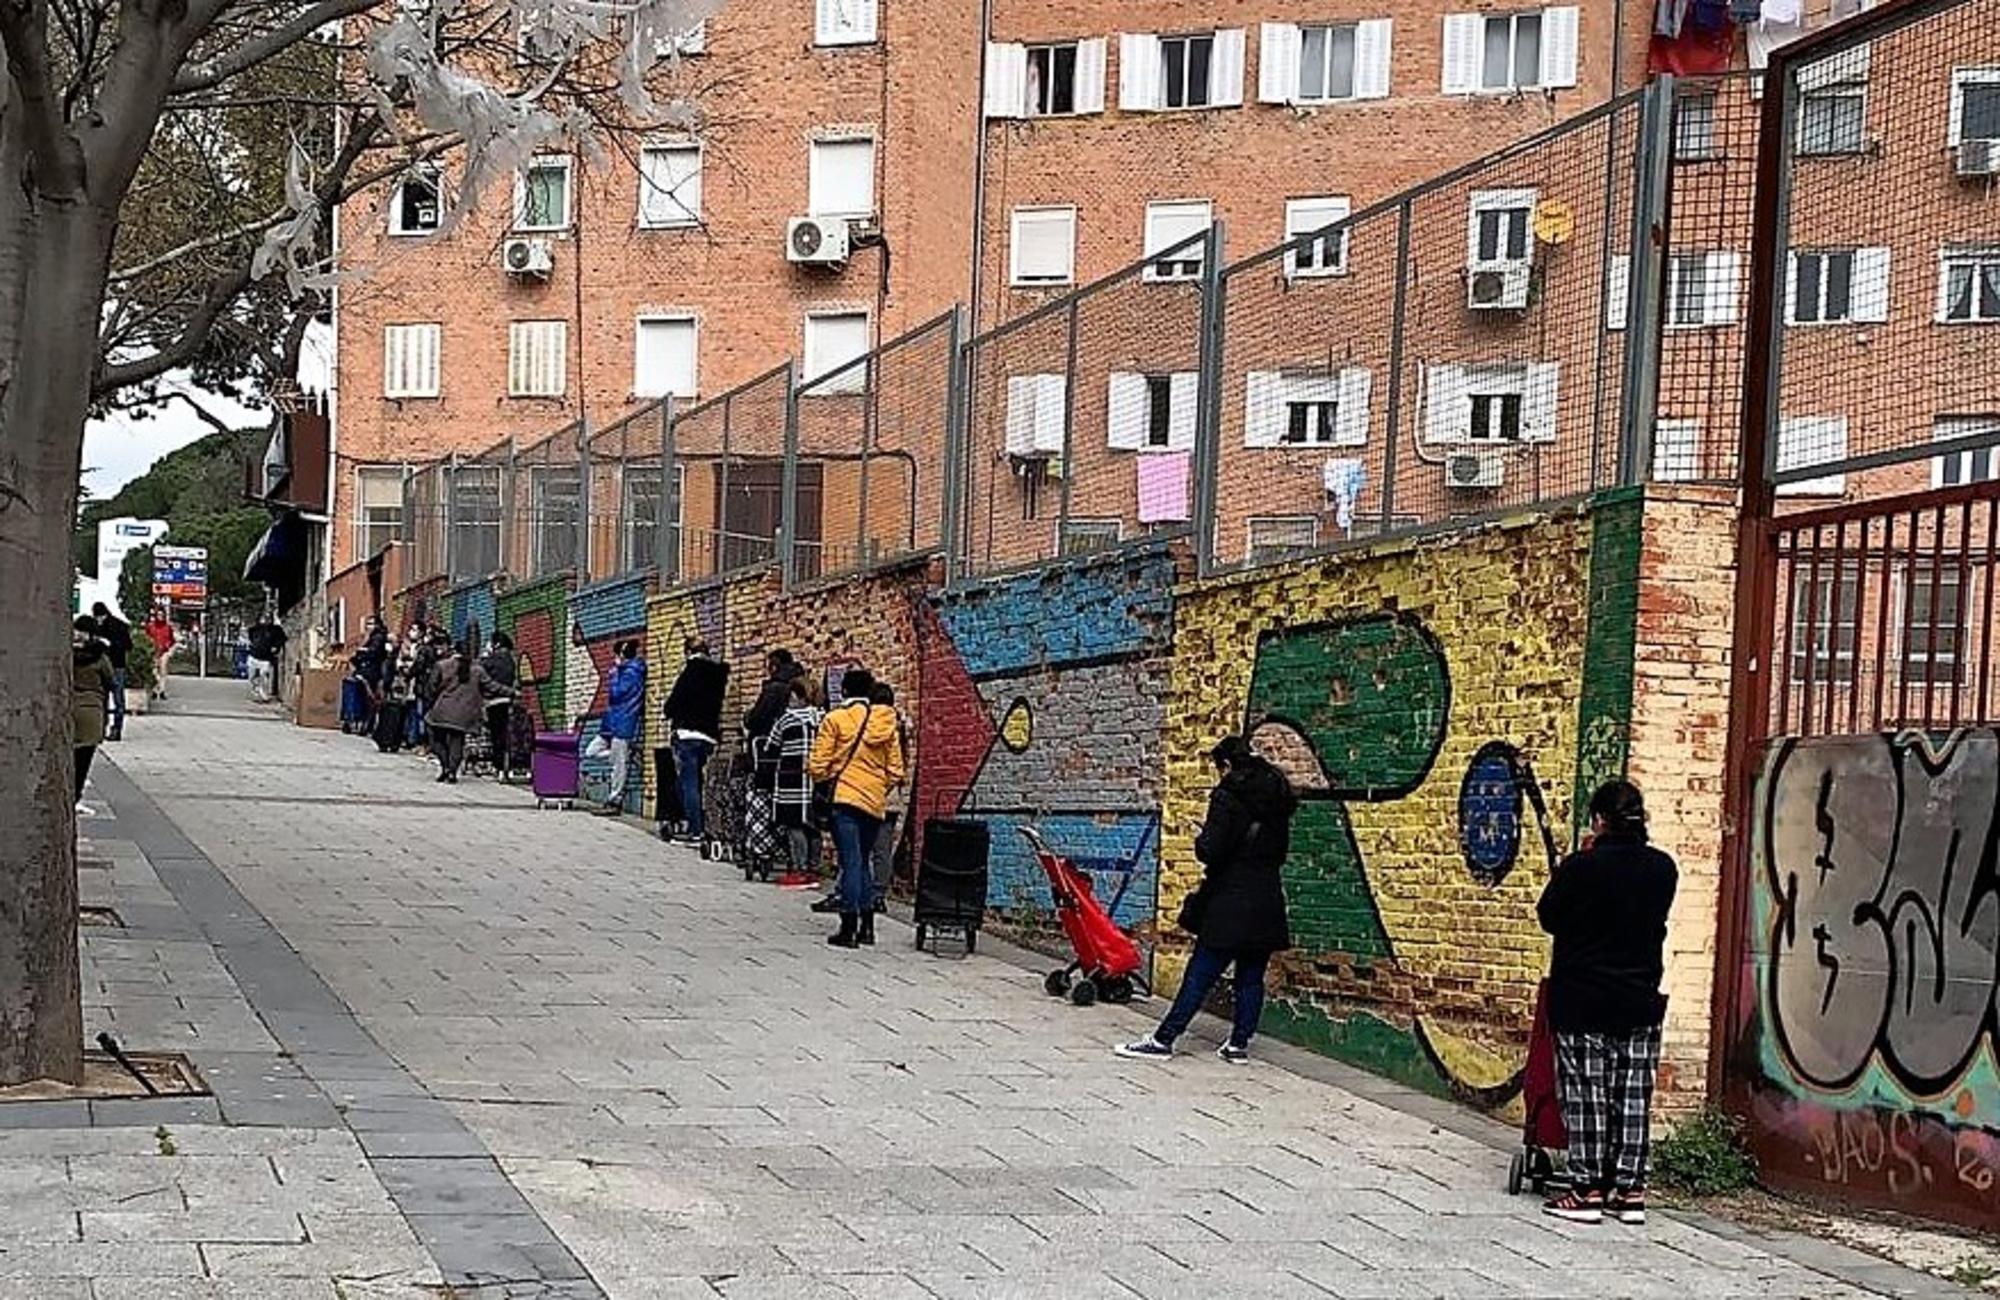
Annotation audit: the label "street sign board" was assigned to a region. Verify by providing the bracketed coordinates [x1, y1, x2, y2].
[152, 544, 210, 607]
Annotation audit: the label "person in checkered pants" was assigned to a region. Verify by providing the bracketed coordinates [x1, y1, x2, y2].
[1536, 780, 1678, 1226]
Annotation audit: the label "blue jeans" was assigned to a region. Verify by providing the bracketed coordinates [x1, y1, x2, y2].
[830, 806, 882, 915]
[673, 737, 713, 838]
[109, 669, 127, 737]
[1156, 944, 1272, 1049]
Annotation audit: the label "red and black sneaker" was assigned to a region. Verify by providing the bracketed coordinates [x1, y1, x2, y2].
[1607, 1188, 1647, 1225]
[1542, 1188, 1605, 1224]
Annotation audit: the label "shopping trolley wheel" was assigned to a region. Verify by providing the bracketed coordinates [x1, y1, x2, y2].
[1507, 1151, 1526, 1197]
[1101, 975, 1134, 1005]
[914, 923, 929, 950]
[1070, 979, 1098, 1008]
[1043, 969, 1070, 998]
[964, 929, 977, 954]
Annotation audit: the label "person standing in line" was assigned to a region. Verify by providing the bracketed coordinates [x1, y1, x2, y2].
[661, 637, 729, 845]
[769, 676, 825, 883]
[425, 641, 490, 784]
[72, 617, 116, 809]
[1118, 735, 1295, 1064]
[808, 667, 906, 949]
[144, 608, 176, 699]
[1536, 780, 1679, 1227]
[596, 639, 647, 816]
[744, 648, 805, 744]
[90, 603, 132, 741]
[480, 632, 520, 780]
[246, 617, 287, 704]
[866, 681, 912, 915]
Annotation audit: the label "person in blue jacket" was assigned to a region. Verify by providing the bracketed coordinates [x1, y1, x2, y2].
[596, 639, 646, 815]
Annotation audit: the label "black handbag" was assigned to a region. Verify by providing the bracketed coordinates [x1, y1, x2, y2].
[813, 705, 872, 829]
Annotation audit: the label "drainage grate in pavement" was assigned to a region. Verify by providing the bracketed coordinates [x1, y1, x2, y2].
[79, 906, 125, 928]
[0, 1051, 209, 1104]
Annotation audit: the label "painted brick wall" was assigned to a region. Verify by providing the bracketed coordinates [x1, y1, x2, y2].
[446, 578, 500, 650]
[497, 573, 573, 732]
[568, 572, 656, 810]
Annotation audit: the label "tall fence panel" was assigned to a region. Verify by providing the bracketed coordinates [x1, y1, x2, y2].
[667, 364, 793, 584]
[400, 460, 449, 585]
[508, 423, 585, 581]
[583, 400, 670, 585]
[450, 437, 511, 582]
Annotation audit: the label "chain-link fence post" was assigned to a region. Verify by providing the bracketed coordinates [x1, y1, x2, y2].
[500, 439, 518, 579]
[1056, 302, 1080, 554]
[576, 419, 594, 581]
[1618, 74, 1678, 485]
[1379, 200, 1413, 534]
[657, 396, 679, 585]
[780, 359, 801, 591]
[442, 453, 460, 582]
[940, 305, 968, 586]
[1192, 221, 1227, 577]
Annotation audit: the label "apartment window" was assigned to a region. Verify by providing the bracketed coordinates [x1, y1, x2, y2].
[389, 168, 441, 235]
[1796, 47, 1869, 156]
[1423, 362, 1558, 444]
[1143, 200, 1212, 282]
[808, 137, 875, 219]
[1442, 8, 1578, 94]
[1483, 12, 1540, 90]
[1010, 206, 1077, 286]
[1468, 190, 1533, 266]
[634, 315, 697, 398]
[1005, 374, 1067, 457]
[1939, 247, 2000, 323]
[1258, 20, 1389, 104]
[1108, 372, 1196, 451]
[1470, 393, 1524, 442]
[1673, 90, 1718, 161]
[354, 468, 404, 563]
[508, 320, 568, 398]
[382, 323, 441, 399]
[1028, 43, 1077, 114]
[1775, 415, 1848, 496]
[1789, 247, 1890, 325]
[531, 467, 582, 576]
[638, 143, 701, 227]
[1060, 519, 1123, 556]
[1932, 415, 2000, 488]
[514, 156, 572, 231]
[1285, 197, 1351, 278]
[1161, 34, 1215, 108]
[815, 0, 877, 46]
[1950, 68, 2000, 145]
[1247, 516, 1318, 565]
[1902, 563, 1966, 681]
[1653, 418, 1701, 483]
[1300, 24, 1357, 101]
[1245, 369, 1371, 447]
[449, 467, 503, 579]
[1666, 251, 1741, 328]
[803, 311, 870, 394]
[1120, 30, 1244, 112]
[622, 463, 687, 574]
[1788, 568, 1859, 685]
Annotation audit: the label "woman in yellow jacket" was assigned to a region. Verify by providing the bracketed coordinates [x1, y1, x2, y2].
[809, 666, 907, 948]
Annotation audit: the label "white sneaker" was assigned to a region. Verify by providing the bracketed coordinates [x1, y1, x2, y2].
[1113, 1037, 1173, 1060]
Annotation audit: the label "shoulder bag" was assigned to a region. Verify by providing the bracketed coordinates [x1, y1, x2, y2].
[812, 704, 873, 829]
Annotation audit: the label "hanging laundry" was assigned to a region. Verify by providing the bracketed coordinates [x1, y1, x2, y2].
[1748, 18, 1804, 69]
[1729, 0, 1762, 22]
[1321, 459, 1365, 533]
[1761, 0, 1802, 23]
[1649, 21, 1735, 74]
[1656, 0, 1695, 37]
[1686, 0, 1733, 31]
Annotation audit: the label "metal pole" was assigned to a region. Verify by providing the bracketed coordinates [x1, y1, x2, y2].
[442, 454, 460, 581]
[657, 397, 679, 584]
[940, 306, 969, 585]
[1056, 302, 1079, 556]
[1618, 75, 1676, 485]
[857, 347, 881, 575]
[1191, 220, 1227, 576]
[1379, 201, 1413, 534]
[780, 361, 801, 590]
[576, 419, 593, 580]
[500, 441, 518, 579]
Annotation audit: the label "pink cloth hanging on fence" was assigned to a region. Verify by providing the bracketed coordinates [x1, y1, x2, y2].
[1136, 451, 1191, 523]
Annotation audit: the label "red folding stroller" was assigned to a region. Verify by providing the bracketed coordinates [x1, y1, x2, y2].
[1019, 825, 1149, 1007]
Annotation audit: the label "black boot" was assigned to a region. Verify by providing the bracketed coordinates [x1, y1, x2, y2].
[857, 912, 876, 947]
[827, 913, 859, 948]
[809, 894, 840, 914]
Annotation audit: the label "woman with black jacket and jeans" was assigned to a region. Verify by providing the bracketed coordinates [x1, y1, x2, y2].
[1537, 780, 1679, 1226]
[1118, 735, 1295, 1064]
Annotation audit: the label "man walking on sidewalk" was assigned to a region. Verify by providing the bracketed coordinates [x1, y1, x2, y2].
[91, 603, 132, 740]
[661, 638, 728, 844]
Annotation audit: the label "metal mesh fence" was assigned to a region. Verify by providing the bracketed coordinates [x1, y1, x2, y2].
[508, 423, 585, 581]
[667, 364, 793, 584]
[583, 401, 670, 584]
[791, 311, 959, 584]
[448, 437, 511, 582]
[400, 460, 449, 585]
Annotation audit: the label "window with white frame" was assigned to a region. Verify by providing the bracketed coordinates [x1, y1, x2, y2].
[514, 156, 572, 231]
[1143, 200, 1212, 281]
[1950, 68, 2000, 146]
[1247, 516, 1318, 565]
[531, 466, 583, 576]
[1653, 418, 1701, 482]
[1775, 415, 1848, 496]
[1258, 20, 1390, 105]
[1059, 519, 1123, 556]
[1108, 372, 1197, 451]
[1285, 197, 1351, 278]
[634, 315, 697, 398]
[638, 143, 701, 227]
[1796, 45, 1868, 156]
[1666, 251, 1742, 328]
[622, 463, 687, 574]
[1902, 561, 1966, 682]
[1029, 43, 1078, 114]
[1244, 369, 1372, 447]
[1119, 30, 1244, 111]
[1939, 246, 2000, 323]
[449, 466, 503, 579]
[808, 137, 875, 219]
[354, 467, 405, 563]
[803, 311, 870, 394]
[1441, 8, 1579, 95]
[1673, 89, 1718, 161]
[508, 320, 568, 398]
[1788, 567, 1859, 685]
[1005, 374, 1067, 456]
[1467, 189, 1533, 267]
[389, 168, 441, 235]
[1010, 207, 1077, 286]
[383, 323, 441, 399]
[1932, 415, 2000, 488]
[1161, 33, 1215, 108]
[1788, 247, 1890, 324]
[985, 39, 1107, 118]
[1422, 362, 1558, 444]
[815, 0, 876, 46]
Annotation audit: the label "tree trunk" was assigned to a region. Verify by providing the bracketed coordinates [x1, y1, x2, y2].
[0, 100, 117, 1086]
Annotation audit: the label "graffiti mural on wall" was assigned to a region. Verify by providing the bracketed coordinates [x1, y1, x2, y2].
[497, 575, 570, 732]
[568, 574, 653, 811]
[1749, 727, 2000, 1226]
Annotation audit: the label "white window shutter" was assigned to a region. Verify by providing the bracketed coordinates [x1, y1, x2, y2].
[1244, 371, 1287, 447]
[849, 0, 877, 42]
[1106, 373, 1149, 450]
[1784, 251, 1802, 323]
[1037, 374, 1068, 453]
[1523, 362, 1560, 442]
[984, 43, 1027, 118]
[1851, 246, 1891, 323]
[1606, 255, 1630, 331]
[1168, 372, 1199, 450]
[1006, 376, 1041, 455]
[1703, 250, 1741, 326]
[1423, 365, 1469, 443]
[1209, 28, 1246, 107]
[1334, 369, 1372, 446]
[1441, 14, 1483, 94]
[1119, 34, 1161, 111]
[1540, 7, 1580, 89]
[1354, 19, 1393, 100]
[1258, 23, 1301, 105]
[1075, 38, 1108, 113]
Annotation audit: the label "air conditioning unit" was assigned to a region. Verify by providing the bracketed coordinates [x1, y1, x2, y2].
[786, 215, 851, 266]
[1467, 262, 1533, 311]
[1446, 451, 1505, 490]
[1957, 138, 2000, 179]
[502, 237, 553, 278]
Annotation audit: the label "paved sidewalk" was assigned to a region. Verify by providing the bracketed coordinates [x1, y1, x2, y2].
[9, 677, 1969, 1299]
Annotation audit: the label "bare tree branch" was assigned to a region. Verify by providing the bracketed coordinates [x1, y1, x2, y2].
[0, 0, 80, 187]
[172, 0, 380, 94]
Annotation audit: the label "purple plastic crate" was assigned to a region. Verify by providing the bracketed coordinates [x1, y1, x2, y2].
[531, 731, 581, 804]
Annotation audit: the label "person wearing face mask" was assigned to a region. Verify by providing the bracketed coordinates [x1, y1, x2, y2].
[72, 617, 116, 809]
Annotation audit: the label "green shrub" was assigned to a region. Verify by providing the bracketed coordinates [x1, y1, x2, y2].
[1653, 1107, 1759, 1197]
[125, 645, 158, 692]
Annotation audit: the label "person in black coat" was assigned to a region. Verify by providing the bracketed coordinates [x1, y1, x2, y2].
[1118, 735, 1295, 1064]
[661, 638, 730, 844]
[90, 603, 132, 741]
[744, 649, 804, 744]
[1536, 780, 1679, 1227]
